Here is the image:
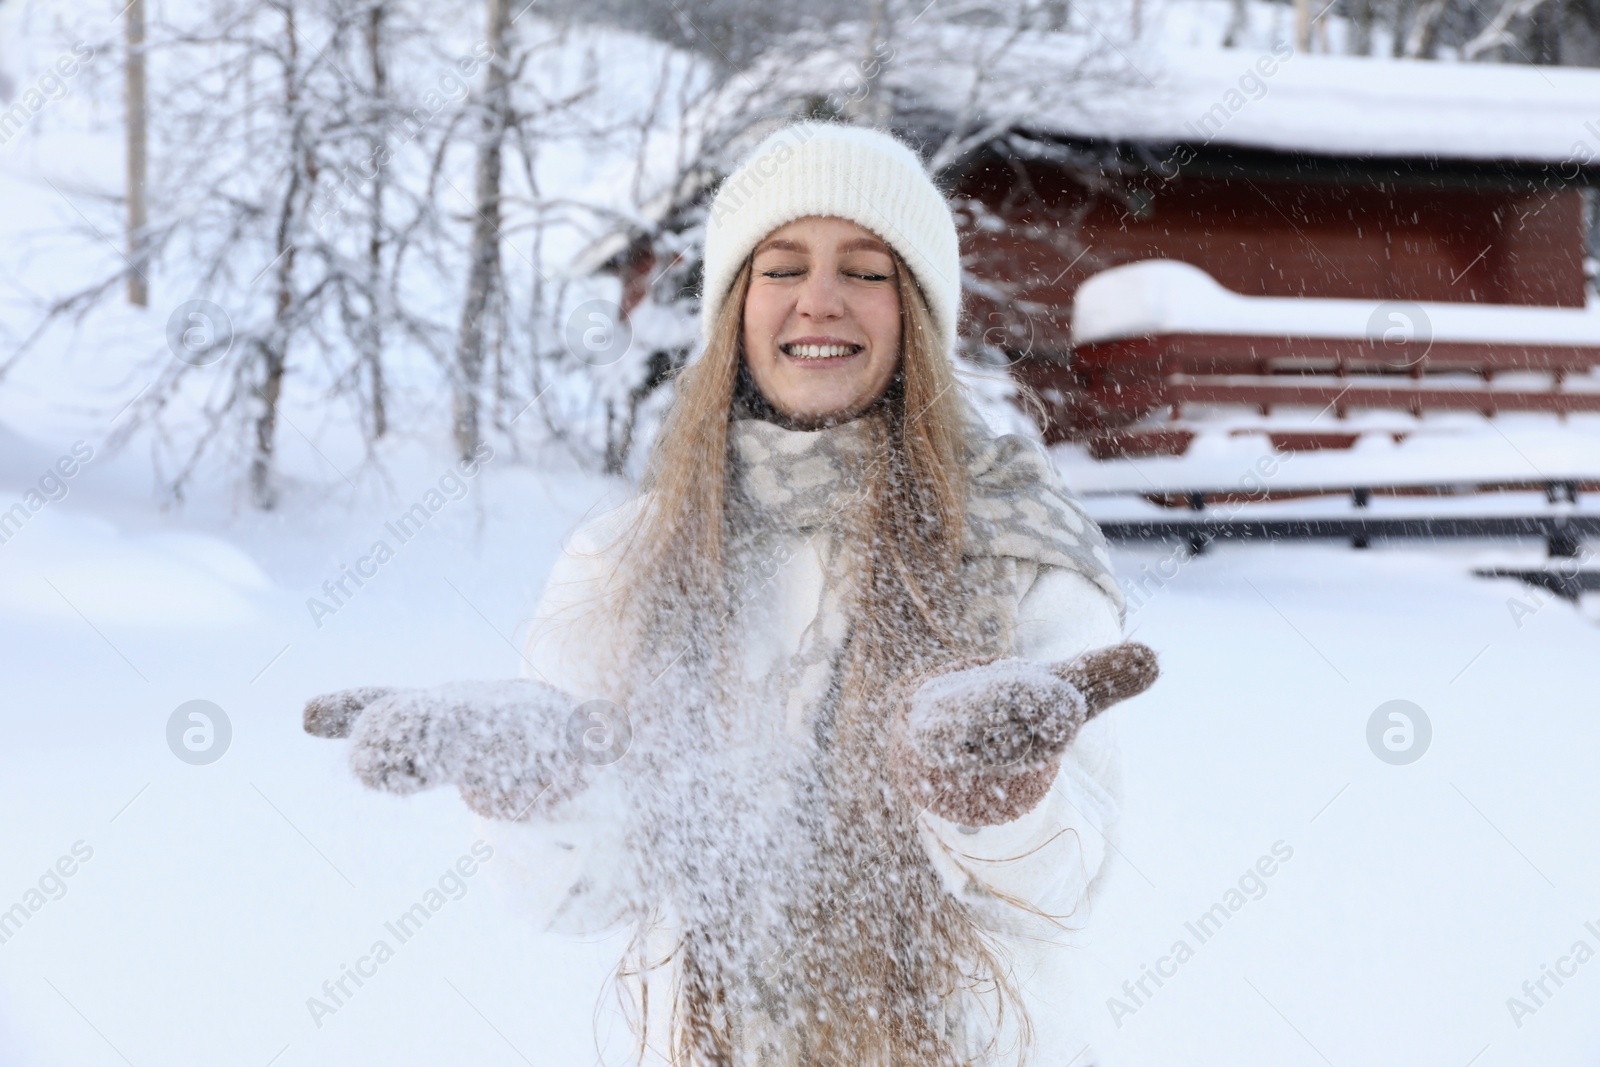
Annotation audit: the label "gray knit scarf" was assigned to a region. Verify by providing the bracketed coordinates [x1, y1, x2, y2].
[725, 412, 1125, 745]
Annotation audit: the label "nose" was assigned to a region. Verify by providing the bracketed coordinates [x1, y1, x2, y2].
[794, 266, 845, 321]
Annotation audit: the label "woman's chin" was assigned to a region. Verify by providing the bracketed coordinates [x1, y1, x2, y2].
[769, 388, 881, 426]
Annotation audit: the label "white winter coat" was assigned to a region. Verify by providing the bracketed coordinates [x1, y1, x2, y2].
[483, 488, 1125, 1064]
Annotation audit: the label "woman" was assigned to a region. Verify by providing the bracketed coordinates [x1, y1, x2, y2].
[305, 122, 1158, 1066]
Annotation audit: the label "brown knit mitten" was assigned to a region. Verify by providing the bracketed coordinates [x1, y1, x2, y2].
[891, 642, 1159, 827]
[302, 679, 586, 821]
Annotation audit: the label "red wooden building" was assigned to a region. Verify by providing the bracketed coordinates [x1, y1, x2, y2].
[943, 48, 1600, 460]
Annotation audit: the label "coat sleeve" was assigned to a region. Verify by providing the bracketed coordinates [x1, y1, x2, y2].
[474, 503, 642, 936]
[912, 563, 1127, 933]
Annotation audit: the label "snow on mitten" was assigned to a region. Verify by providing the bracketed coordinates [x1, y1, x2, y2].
[303, 686, 399, 740]
[302, 679, 584, 821]
[891, 642, 1159, 827]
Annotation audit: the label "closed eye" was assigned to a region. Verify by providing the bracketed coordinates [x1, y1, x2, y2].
[757, 268, 892, 281]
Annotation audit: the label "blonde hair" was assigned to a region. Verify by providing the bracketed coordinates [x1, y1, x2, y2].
[605, 249, 1032, 1065]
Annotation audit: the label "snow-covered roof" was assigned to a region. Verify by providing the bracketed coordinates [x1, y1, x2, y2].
[997, 44, 1600, 165]
[751, 27, 1600, 168]
[1072, 260, 1600, 346]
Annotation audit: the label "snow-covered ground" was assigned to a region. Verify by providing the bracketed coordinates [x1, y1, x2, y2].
[4, 379, 1598, 1066]
[4, 267, 1597, 1066]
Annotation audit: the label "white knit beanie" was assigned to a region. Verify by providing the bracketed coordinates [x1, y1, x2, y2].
[700, 122, 961, 358]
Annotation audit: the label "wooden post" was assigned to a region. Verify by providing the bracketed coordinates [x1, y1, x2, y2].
[125, 0, 148, 306]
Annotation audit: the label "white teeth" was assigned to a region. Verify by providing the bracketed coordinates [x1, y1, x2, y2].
[782, 343, 859, 360]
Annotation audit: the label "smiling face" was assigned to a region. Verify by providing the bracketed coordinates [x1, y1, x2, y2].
[741, 216, 903, 427]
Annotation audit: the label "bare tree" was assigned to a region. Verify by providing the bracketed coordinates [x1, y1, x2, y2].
[247, 1, 308, 508]
[1462, 0, 1559, 58]
[1222, 0, 1250, 47]
[452, 0, 512, 462]
[1346, 0, 1378, 54]
[9, 0, 470, 505]
[1400, 0, 1448, 55]
[535, 0, 860, 70]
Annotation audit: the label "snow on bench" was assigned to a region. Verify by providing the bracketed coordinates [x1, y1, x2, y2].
[1072, 261, 1600, 348]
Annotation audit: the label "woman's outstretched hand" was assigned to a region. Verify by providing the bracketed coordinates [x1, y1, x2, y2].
[891, 642, 1159, 827]
[302, 679, 585, 821]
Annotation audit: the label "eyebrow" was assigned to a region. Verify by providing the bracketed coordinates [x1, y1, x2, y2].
[752, 236, 893, 257]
